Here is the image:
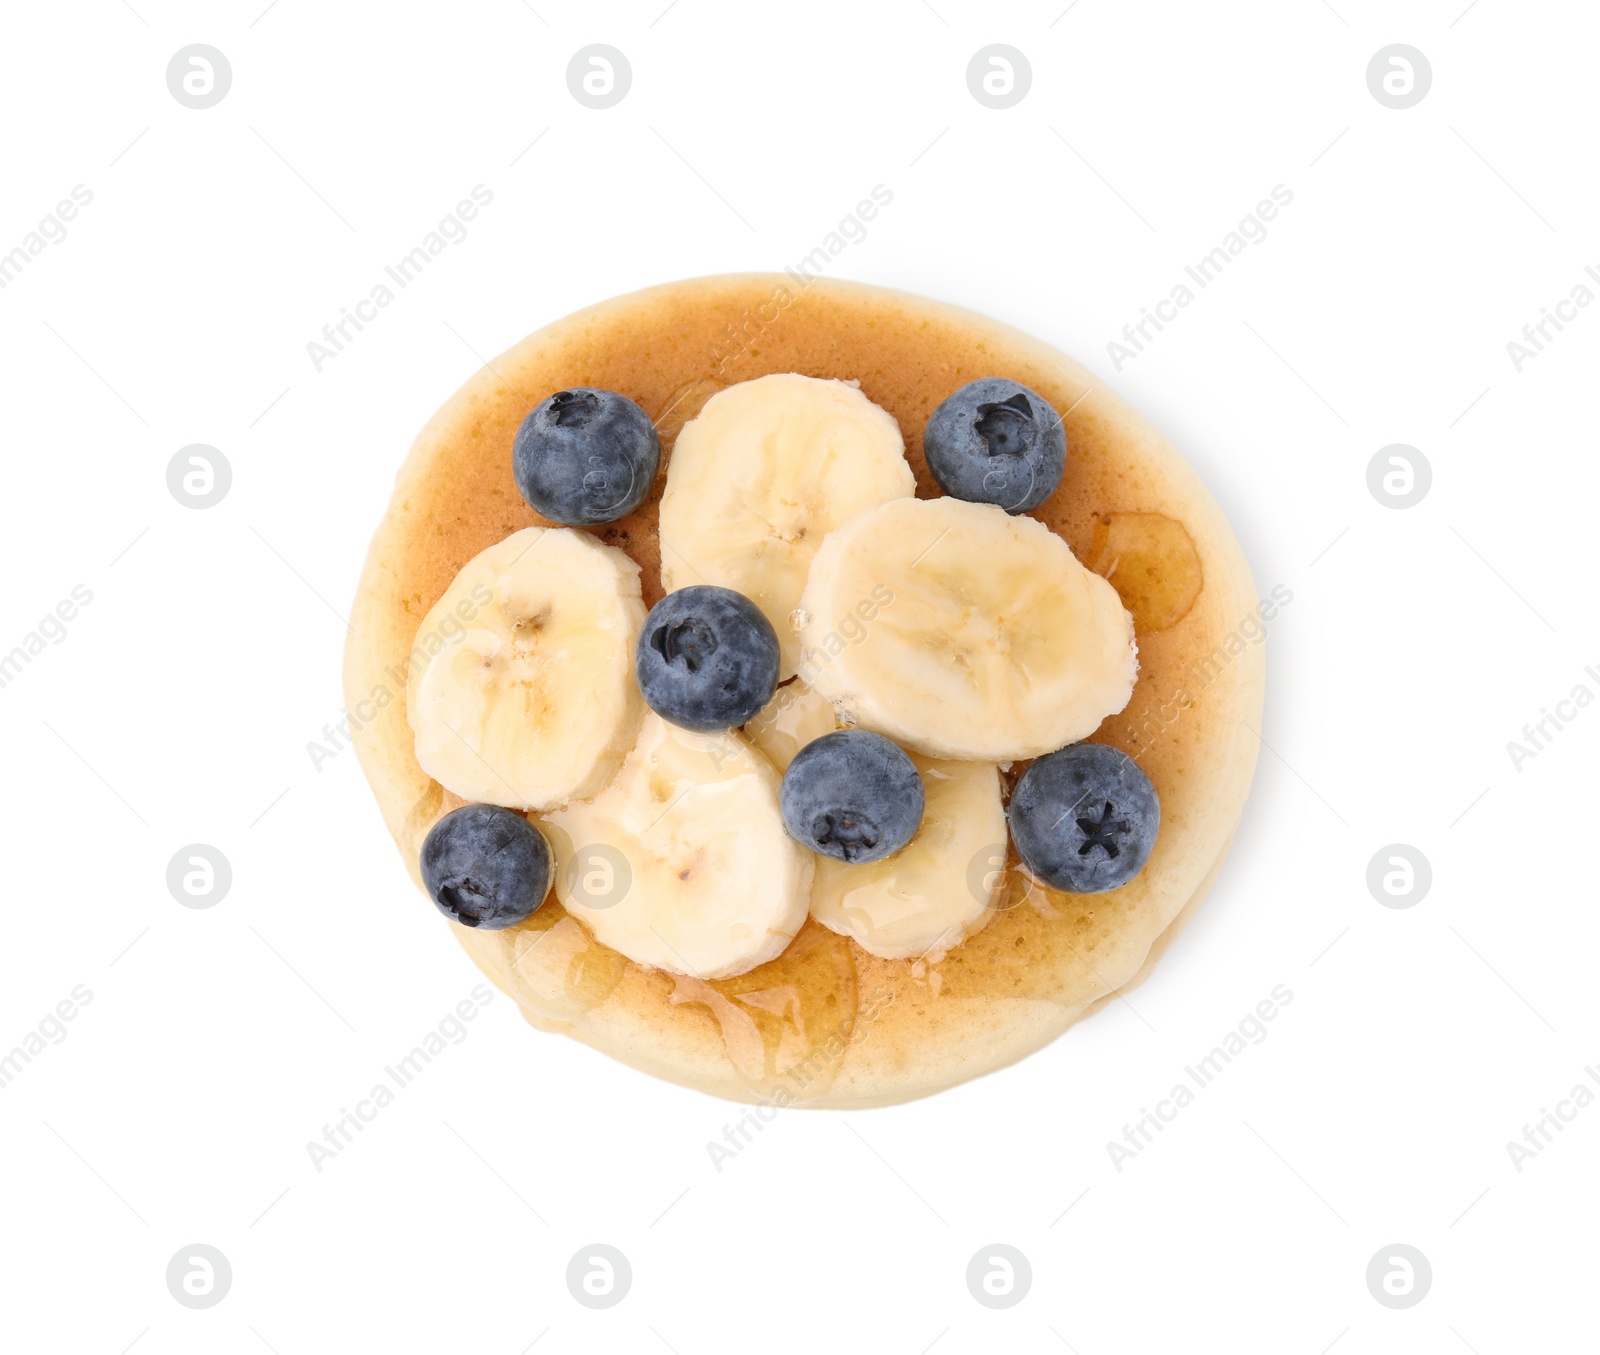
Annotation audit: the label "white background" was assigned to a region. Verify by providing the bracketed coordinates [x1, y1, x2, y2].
[1, 1, 1595, 1351]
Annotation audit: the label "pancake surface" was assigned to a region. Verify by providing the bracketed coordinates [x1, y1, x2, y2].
[345, 275, 1265, 1108]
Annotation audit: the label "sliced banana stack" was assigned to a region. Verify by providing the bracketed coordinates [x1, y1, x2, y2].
[798, 496, 1137, 760]
[810, 754, 1007, 960]
[541, 713, 813, 980]
[658, 373, 916, 677]
[407, 527, 646, 810]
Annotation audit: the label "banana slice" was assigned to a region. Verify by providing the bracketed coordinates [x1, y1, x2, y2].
[659, 373, 915, 677]
[743, 680, 838, 771]
[798, 496, 1137, 760]
[407, 527, 646, 811]
[542, 713, 812, 980]
[810, 755, 1006, 960]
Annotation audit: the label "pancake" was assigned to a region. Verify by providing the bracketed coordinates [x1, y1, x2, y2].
[344, 275, 1266, 1108]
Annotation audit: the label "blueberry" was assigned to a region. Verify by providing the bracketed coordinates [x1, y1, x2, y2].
[419, 804, 551, 929]
[922, 377, 1066, 514]
[780, 730, 924, 864]
[512, 387, 661, 525]
[1008, 742, 1159, 893]
[636, 585, 780, 732]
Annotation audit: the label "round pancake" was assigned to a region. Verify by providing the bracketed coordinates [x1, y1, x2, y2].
[344, 275, 1265, 1109]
